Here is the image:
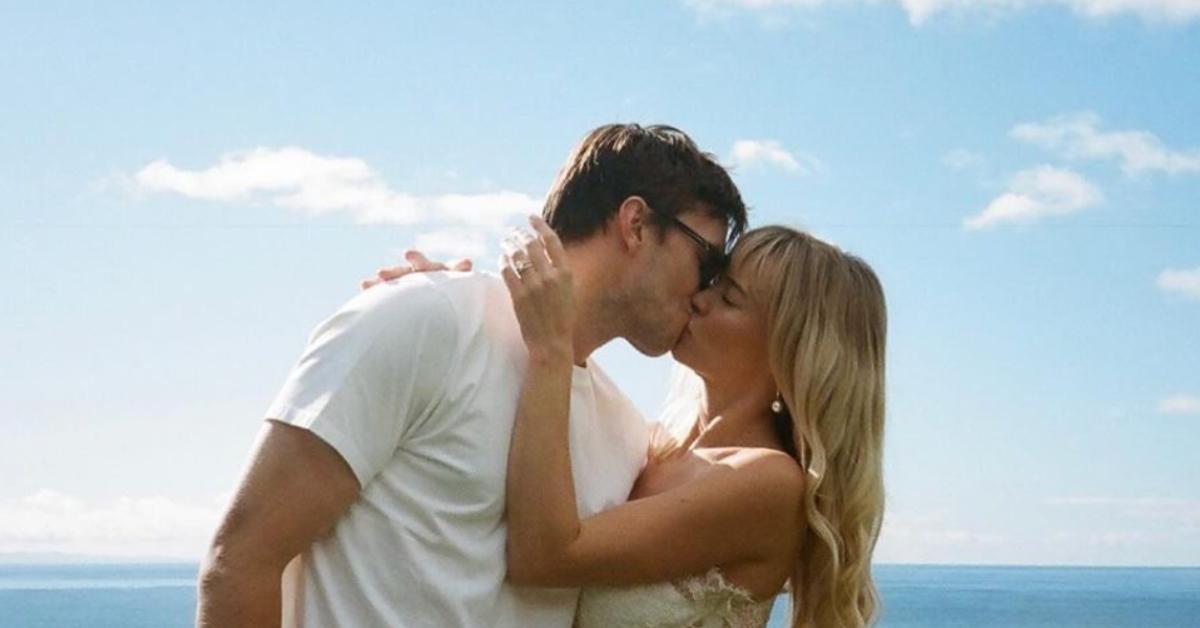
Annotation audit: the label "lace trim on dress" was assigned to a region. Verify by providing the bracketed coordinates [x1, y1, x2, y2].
[573, 567, 776, 628]
[670, 567, 775, 628]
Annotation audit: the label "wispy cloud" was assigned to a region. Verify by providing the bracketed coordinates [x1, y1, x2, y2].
[875, 510, 1006, 564]
[964, 165, 1102, 230]
[132, 147, 541, 228]
[684, 0, 1200, 25]
[1046, 496, 1200, 527]
[1157, 267, 1200, 301]
[728, 139, 822, 175]
[411, 229, 490, 261]
[942, 148, 984, 172]
[1158, 394, 1200, 415]
[1012, 112, 1200, 176]
[0, 490, 224, 559]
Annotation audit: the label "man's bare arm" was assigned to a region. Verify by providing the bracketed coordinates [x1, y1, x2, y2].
[196, 421, 359, 628]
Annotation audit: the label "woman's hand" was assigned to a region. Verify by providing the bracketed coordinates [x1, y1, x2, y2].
[501, 215, 574, 362]
[359, 250, 472, 290]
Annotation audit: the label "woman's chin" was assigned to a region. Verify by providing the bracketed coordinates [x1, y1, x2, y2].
[670, 332, 694, 365]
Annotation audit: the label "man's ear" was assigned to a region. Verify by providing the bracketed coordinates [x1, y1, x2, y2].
[615, 196, 651, 252]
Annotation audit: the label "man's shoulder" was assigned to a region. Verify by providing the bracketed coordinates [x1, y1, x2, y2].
[585, 360, 640, 412]
[355, 271, 505, 317]
[425, 270, 508, 304]
[308, 273, 497, 359]
[359, 271, 522, 355]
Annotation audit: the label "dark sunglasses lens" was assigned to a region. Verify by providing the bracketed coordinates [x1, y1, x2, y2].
[700, 254, 725, 288]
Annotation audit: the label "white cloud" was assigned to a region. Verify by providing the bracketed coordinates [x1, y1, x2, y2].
[133, 147, 541, 228]
[131, 147, 543, 267]
[0, 490, 225, 559]
[429, 191, 544, 229]
[728, 139, 822, 175]
[412, 230, 490, 261]
[1065, 0, 1200, 22]
[1046, 496, 1200, 527]
[1158, 394, 1200, 415]
[1012, 112, 1200, 176]
[1157, 267, 1200, 301]
[135, 147, 421, 224]
[964, 165, 1102, 230]
[901, 0, 1200, 24]
[685, 0, 1200, 25]
[875, 510, 1007, 564]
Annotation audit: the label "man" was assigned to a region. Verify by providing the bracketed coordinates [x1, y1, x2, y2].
[196, 124, 748, 627]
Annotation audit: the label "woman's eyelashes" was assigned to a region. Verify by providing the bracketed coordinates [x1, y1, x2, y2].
[720, 285, 736, 307]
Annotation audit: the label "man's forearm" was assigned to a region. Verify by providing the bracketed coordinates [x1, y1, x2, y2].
[196, 558, 282, 628]
[194, 422, 360, 627]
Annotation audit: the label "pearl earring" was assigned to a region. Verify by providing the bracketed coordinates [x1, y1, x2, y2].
[770, 395, 784, 414]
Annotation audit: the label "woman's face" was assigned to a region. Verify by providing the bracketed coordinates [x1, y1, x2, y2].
[672, 258, 772, 387]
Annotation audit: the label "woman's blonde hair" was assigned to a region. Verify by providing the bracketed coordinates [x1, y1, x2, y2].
[658, 226, 887, 627]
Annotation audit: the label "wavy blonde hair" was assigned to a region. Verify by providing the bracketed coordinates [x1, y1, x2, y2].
[658, 226, 887, 627]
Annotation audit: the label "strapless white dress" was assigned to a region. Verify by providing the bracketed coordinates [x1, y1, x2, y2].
[574, 568, 775, 628]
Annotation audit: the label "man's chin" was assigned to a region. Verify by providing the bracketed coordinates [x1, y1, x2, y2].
[625, 330, 680, 358]
[669, 324, 691, 352]
[627, 338, 672, 358]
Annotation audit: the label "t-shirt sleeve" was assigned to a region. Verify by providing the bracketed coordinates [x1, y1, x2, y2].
[265, 278, 459, 487]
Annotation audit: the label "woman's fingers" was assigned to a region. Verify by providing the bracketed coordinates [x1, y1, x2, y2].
[403, 250, 434, 270]
[362, 265, 409, 290]
[362, 248, 473, 292]
[502, 230, 541, 279]
[523, 232, 552, 276]
[505, 219, 562, 279]
[377, 265, 412, 280]
[500, 262, 521, 294]
[529, 215, 566, 268]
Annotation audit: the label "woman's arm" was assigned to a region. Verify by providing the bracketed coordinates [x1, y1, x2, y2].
[500, 216, 581, 582]
[502, 217, 805, 589]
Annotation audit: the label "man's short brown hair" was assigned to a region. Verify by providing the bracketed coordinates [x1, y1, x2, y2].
[542, 124, 747, 246]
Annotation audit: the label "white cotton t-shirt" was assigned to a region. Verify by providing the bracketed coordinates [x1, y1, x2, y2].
[266, 271, 650, 628]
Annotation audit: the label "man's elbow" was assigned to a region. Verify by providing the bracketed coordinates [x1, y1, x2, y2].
[196, 534, 284, 627]
[198, 538, 249, 602]
[198, 538, 237, 590]
[197, 522, 281, 598]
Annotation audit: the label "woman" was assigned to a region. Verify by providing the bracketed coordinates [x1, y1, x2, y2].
[370, 221, 886, 627]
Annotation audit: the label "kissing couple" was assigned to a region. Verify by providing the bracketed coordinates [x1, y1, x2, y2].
[197, 124, 887, 628]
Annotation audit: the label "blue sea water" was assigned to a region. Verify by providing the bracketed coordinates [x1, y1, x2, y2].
[0, 563, 1196, 627]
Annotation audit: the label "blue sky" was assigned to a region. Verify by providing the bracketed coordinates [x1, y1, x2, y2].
[2, 1, 1197, 565]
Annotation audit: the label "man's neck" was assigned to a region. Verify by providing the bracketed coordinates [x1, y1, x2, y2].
[563, 246, 619, 367]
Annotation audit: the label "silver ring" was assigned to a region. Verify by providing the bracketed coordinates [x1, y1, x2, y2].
[513, 258, 533, 274]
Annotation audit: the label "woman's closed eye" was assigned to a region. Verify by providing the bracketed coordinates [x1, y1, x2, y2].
[719, 280, 740, 307]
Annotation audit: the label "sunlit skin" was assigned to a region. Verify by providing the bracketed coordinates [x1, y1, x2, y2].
[618, 205, 729, 356]
[367, 204, 729, 359]
[674, 266, 773, 397]
[499, 218, 803, 601]
[357, 220, 802, 600]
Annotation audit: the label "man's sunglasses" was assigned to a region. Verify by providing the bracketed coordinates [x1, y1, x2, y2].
[649, 205, 728, 289]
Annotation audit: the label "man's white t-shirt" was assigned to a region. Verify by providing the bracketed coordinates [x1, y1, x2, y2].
[266, 272, 650, 627]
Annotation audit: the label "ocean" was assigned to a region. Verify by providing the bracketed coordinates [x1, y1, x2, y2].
[0, 563, 1196, 627]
